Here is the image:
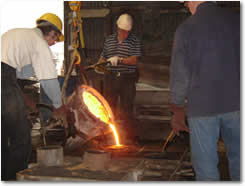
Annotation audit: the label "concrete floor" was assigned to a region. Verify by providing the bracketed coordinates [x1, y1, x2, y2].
[27, 127, 231, 181]
[20, 78, 232, 181]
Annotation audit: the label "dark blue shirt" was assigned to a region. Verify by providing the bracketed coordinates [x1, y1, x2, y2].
[170, 2, 240, 117]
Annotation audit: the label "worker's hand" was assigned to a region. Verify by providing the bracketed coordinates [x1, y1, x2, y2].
[108, 56, 120, 66]
[169, 104, 189, 136]
[53, 104, 68, 128]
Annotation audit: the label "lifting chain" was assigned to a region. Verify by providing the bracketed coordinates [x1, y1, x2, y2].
[62, 1, 88, 105]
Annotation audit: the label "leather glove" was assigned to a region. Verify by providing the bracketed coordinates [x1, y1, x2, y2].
[53, 104, 68, 128]
[108, 56, 120, 66]
[169, 104, 189, 136]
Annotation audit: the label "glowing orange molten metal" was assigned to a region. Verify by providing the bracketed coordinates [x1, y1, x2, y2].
[83, 91, 109, 123]
[108, 122, 121, 146]
[82, 86, 121, 146]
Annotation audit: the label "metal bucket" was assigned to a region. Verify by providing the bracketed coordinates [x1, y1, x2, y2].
[83, 150, 111, 170]
[37, 145, 64, 167]
[66, 85, 115, 143]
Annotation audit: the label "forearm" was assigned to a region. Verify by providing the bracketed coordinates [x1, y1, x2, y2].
[40, 79, 62, 108]
[170, 34, 189, 106]
[169, 81, 188, 107]
[169, 60, 189, 107]
[120, 56, 138, 65]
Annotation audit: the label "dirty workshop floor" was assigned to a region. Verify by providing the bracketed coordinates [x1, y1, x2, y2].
[18, 124, 230, 182]
[18, 81, 231, 181]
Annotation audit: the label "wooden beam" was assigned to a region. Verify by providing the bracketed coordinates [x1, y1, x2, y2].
[80, 8, 110, 18]
[135, 90, 170, 105]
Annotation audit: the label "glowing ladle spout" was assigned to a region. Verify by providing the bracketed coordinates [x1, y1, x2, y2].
[82, 91, 122, 146]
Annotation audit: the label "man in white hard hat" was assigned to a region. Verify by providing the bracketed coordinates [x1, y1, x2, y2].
[1, 13, 66, 180]
[169, 1, 240, 181]
[97, 13, 142, 143]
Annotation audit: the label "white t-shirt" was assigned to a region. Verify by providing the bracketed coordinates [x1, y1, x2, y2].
[1, 27, 58, 80]
[1, 28, 62, 108]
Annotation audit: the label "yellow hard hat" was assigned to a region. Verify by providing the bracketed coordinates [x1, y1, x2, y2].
[36, 13, 64, 42]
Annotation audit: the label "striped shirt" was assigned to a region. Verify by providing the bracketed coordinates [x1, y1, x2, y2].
[101, 32, 142, 74]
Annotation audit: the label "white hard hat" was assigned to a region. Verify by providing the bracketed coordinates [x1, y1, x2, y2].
[116, 14, 133, 31]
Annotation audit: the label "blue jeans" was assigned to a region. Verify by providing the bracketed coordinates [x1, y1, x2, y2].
[188, 111, 240, 181]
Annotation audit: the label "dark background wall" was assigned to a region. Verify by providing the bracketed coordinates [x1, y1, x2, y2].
[64, 1, 240, 88]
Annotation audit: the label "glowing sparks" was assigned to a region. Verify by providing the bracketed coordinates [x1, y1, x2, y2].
[82, 90, 121, 146]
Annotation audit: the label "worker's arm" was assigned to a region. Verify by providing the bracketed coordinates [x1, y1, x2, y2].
[39, 79, 62, 108]
[170, 28, 189, 107]
[40, 79, 67, 126]
[169, 28, 190, 136]
[120, 56, 138, 65]
[121, 35, 142, 65]
[121, 35, 142, 66]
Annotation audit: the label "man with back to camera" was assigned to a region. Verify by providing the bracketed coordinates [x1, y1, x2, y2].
[169, 1, 240, 181]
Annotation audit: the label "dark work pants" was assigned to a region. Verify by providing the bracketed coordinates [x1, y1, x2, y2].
[103, 73, 137, 141]
[1, 63, 32, 180]
[103, 73, 136, 121]
[39, 86, 53, 127]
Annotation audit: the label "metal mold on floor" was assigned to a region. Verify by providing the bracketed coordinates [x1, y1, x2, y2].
[36, 145, 64, 167]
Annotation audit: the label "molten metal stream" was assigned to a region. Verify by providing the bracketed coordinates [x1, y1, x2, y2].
[83, 91, 121, 146]
[108, 123, 121, 146]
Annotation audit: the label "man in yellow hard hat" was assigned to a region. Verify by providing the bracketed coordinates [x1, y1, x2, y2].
[1, 13, 65, 180]
[36, 12, 64, 43]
